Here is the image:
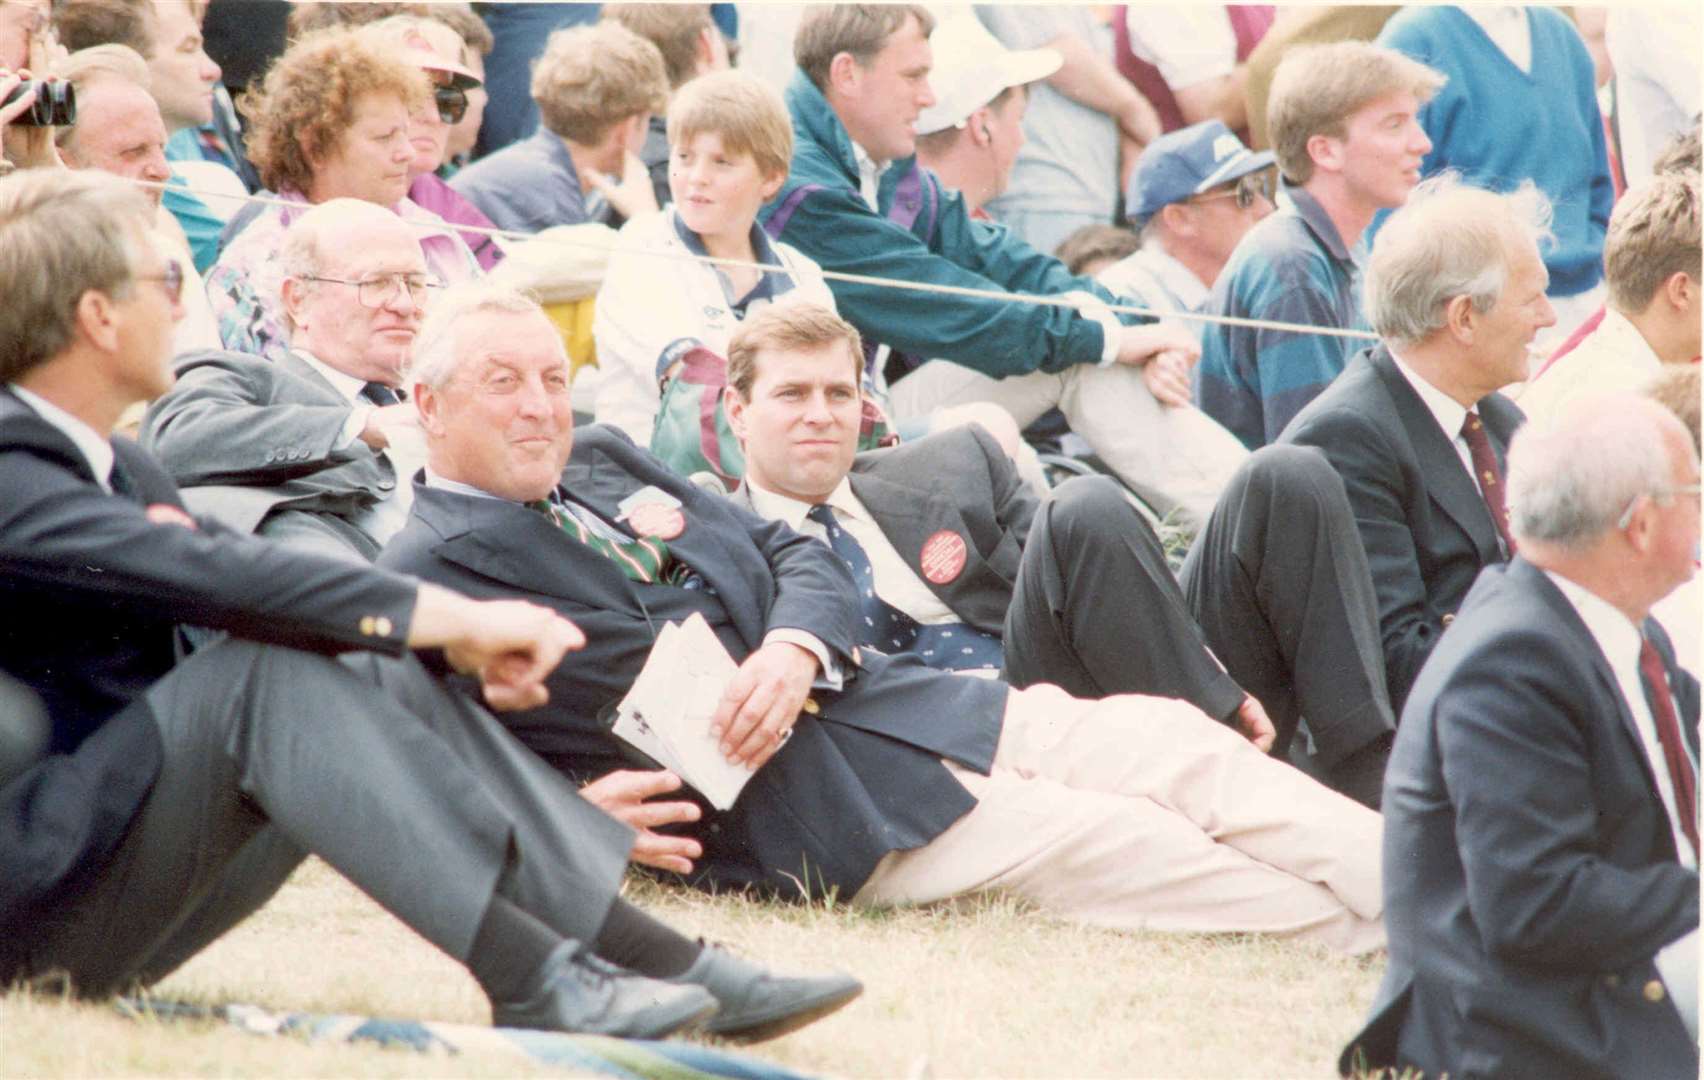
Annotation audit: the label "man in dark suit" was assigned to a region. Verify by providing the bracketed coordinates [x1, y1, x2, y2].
[0, 169, 856, 1043]
[725, 311, 1395, 806]
[1281, 176, 1559, 725]
[1342, 393, 1700, 1079]
[384, 285, 1386, 953]
[142, 198, 431, 561]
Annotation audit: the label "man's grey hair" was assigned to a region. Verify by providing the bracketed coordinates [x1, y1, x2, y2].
[0, 169, 153, 383]
[407, 282, 554, 388]
[1364, 174, 1553, 349]
[1507, 395, 1682, 549]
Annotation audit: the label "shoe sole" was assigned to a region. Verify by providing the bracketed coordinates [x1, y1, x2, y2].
[707, 982, 864, 1044]
[626, 994, 721, 1040]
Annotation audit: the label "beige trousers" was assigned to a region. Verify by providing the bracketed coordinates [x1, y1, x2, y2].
[853, 683, 1385, 954]
[889, 360, 1249, 530]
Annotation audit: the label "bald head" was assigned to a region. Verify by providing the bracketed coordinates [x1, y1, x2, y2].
[58, 76, 171, 207]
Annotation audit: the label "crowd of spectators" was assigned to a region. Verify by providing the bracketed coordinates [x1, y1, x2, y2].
[1, 3, 1700, 1077]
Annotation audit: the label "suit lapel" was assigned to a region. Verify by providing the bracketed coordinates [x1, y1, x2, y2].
[848, 467, 983, 607]
[1371, 349, 1502, 563]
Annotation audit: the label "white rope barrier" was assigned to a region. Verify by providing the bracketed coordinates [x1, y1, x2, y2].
[135, 177, 1381, 343]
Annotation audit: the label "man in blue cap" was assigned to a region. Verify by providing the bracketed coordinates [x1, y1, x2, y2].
[1099, 119, 1275, 332]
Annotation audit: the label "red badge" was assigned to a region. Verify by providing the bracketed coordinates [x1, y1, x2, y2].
[627, 503, 685, 540]
[145, 504, 198, 530]
[919, 530, 967, 585]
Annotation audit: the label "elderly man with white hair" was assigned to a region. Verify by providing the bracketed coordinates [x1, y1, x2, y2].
[141, 198, 432, 560]
[1343, 391, 1700, 1079]
[1277, 175, 1557, 793]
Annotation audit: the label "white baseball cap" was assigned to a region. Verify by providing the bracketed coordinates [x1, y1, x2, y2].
[916, 16, 1060, 136]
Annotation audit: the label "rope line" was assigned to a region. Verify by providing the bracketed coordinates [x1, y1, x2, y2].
[138, 177, 1381, 343]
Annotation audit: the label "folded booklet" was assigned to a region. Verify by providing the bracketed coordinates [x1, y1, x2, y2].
[609, 612, 755, 810]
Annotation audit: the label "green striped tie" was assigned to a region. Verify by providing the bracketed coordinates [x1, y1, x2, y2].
[531, 498, 687, 585]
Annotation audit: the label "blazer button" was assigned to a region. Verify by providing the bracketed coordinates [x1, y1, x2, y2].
[374, 616, 393, 637]
[801, 697, 821, 716]
[1603, 974, 1621, 989]
[378, 478, 396, 491]
[1441, 613, 1456, 627]
[1644, 980, 1666, 1003]
[359, 616, 377, 636]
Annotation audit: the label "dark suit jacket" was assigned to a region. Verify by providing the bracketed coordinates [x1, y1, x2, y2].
[736, 425, 1037, 636]
[0, 388, 417, 931]
[381, 424, 1011, 899]
[141, 349, 398, 560]
[1344, 558, 1700, 1080]
[1281, 344, 1523, 712]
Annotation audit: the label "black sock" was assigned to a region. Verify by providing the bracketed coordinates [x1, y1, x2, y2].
[467, 894, 562, 1002]
[591, 897, 703, 978]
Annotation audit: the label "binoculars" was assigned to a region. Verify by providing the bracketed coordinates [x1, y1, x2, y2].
[2, 79, 75, 127]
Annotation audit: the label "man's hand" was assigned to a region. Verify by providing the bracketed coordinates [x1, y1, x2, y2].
[1114, 320, 1200, 367]
[579, 770, 703, 875]
[0, 70, 62, 170]
[710, 641, 818, 770]
[357, 401, 419, 451]
[410, 584, 585, 711]
[1234, 695, 1277, 753]
[586, 152, 660, 221]
[1141, 348, 1197, 408]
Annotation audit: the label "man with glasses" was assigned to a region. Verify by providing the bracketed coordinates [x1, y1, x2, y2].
[1343, 392, 1700, 1079]
[143, 198, 442, 561]
[1099, 120, 1274, 335]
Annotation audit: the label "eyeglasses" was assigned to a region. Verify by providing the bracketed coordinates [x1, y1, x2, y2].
[135, 258, 185, 305]
[434, 85, 468, 125]
[1190, 172, 1273, 212]
[1616, 483, 1704, 530]
[302, 272, 443, 309]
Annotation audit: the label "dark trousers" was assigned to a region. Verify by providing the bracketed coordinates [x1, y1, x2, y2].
[10, 640, 630, 997]
[1180, 446, 1394, 768]
[1002, 475, 1246, 723]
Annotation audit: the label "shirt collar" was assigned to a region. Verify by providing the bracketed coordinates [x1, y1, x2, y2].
[851, 141, 890, 210]
[11, 384, 116, 492]
[1390, 348, 1471, 443]
[423, 465, 511, 502]
[669, 207, 794, 309]
[291, 349, 368, 405]
[1284, 180, 1354, 264]
[1543, 568, 1643, 675]
[747, 475, 864, 531]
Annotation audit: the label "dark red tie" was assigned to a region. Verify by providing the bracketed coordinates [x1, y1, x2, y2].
[1461, 411, 1516, 556]
[1639, 637, 1700, 860]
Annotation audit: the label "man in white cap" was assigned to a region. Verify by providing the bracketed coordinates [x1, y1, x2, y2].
[911, 15, 1059, 220]
[1098, 120, 1276, 330]
[770, 7, 1247, 529]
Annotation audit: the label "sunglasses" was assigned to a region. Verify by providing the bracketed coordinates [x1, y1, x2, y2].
[136, 258, 185, 305]
[1190, 171, 1274, 211]
[434, 84, 468, 126]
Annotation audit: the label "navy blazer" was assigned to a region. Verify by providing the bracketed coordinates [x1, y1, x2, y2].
[381, 425, 1010, 899]
[1281, 344, 1523, 712]
[0, 388, 417, 931]
[1344, 558, 1700, 1079]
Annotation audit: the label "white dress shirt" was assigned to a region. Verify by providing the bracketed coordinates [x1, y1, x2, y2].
[293, 350, 418, 545]
[1389, 350, 1479, 486]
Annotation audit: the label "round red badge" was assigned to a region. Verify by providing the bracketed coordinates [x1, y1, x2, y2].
[627, 503, 685, 540]
[919, 530, 968, 585]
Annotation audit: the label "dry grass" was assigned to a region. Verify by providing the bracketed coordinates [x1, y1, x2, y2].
[2, 859, 1385, 1078]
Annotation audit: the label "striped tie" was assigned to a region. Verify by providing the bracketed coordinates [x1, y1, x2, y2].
[532, 498, 690, 586]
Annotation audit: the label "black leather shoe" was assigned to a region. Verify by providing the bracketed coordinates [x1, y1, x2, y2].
[669, 944, 863, 1043]
[493, 941, 718, 1038]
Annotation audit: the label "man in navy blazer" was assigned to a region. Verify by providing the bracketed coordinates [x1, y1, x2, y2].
[384, 285, 1387, 952]
[1342, 393, 1700, 1079]
[1279, 176, 1559, 796]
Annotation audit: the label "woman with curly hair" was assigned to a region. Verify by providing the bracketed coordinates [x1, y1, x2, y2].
[206, 26, 482, 362]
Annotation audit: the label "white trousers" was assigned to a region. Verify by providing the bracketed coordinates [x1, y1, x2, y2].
[853, 683, 1386, 954]
[890, 360, 1249, 529]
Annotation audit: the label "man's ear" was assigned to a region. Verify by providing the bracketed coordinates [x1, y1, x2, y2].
[1442, 293, 1477, 344]
[1159, 201, 1195, 238]
[414, 382, 445, 437]
[1306, 132, 1343, 176]
[723, 385, 749, 444]
[826, 50, 861, 100]
[280, 276, 309, 333]
[758, 167, 787, 203]
[73, 288, 121, 353]
[1662, 270, 1696, 313]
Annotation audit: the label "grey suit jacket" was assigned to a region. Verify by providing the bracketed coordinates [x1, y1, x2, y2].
[141, 349, 398, 560]
[736, 425, 1036, 636]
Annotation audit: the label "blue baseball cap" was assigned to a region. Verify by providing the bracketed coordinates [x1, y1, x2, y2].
[1124, 120, 1275, 226]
